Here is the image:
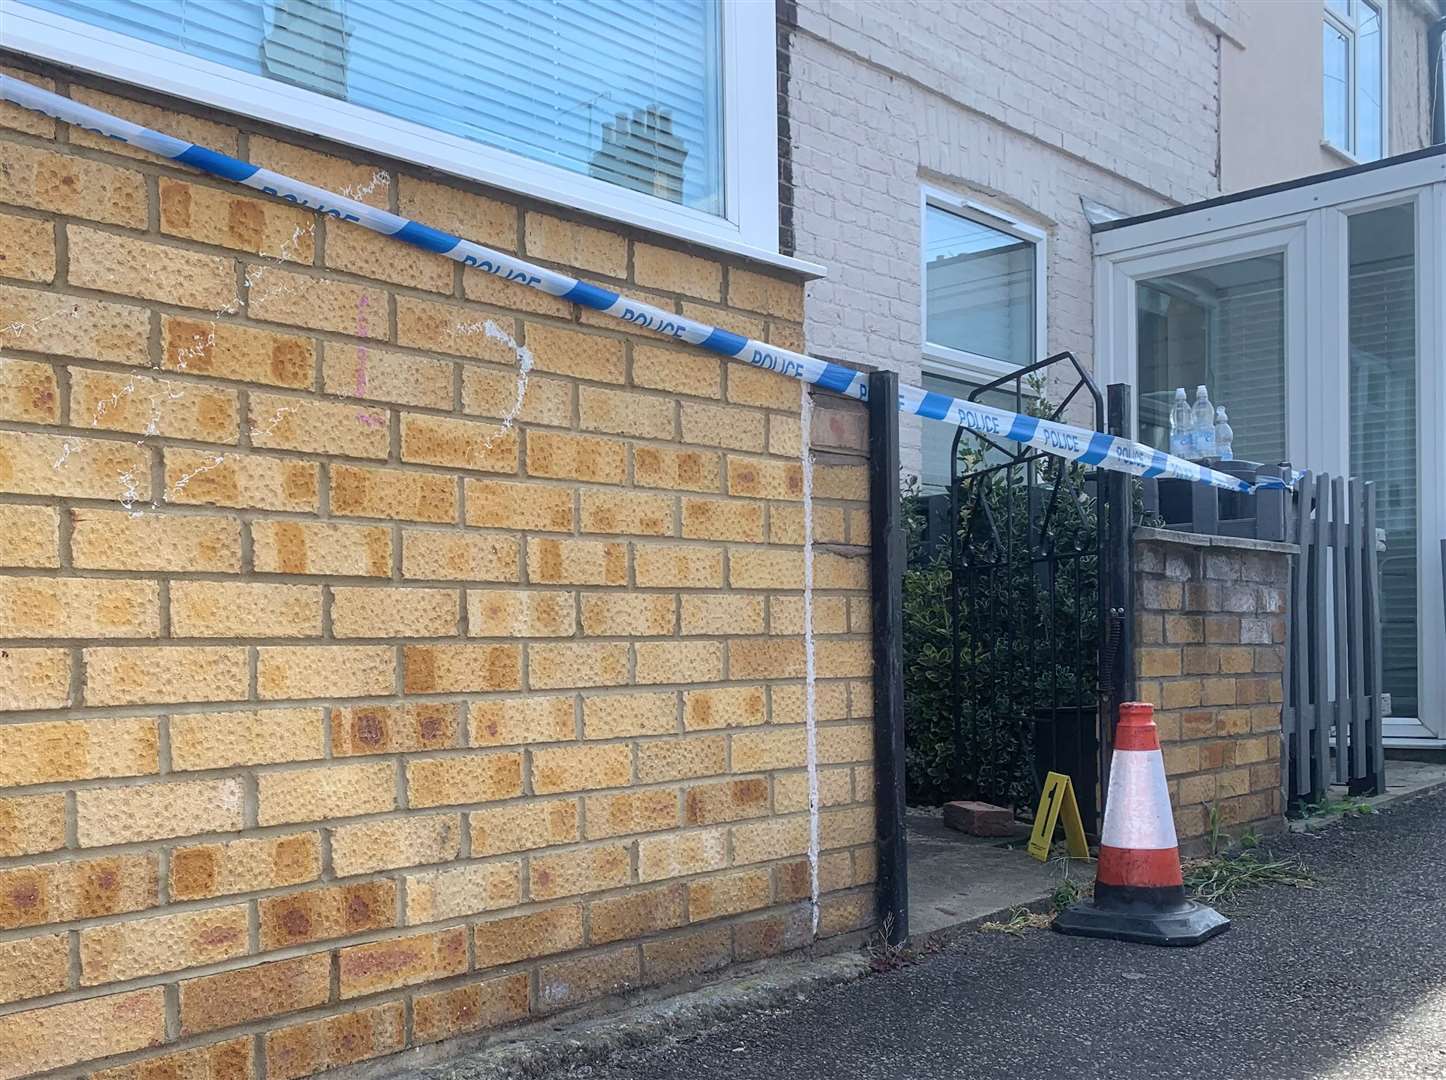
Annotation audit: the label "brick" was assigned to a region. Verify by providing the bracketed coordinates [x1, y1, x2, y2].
[407, 751, 523, 808]
[400, 412, 518, 473]
[774, 768, 852, 813]
[1182, 645, 1221, 675]
[0, 68, 56, 137]
[467, 478, 575, 531]
[412, 973, 530, 1045]
[583, 691, 677, 739]
[526, 431, 627, 484]
[84, 646, 246, 707]
[1160, 679, 1203, 710]
[637, 735, 727, 783]
[524, 323, 627, 383]
[770, 595, 847, 636]
[728, 268, 803, 319]
[79, 904, 249, 985]
[524, 211, 626, 276]
[579, 385, 674, 440]
[683, 686, 767, 729]
[529, 641, 629, 690]
[0, 358, 58, 422]
[0, 504, 57, 569]
[687, 868, 771, 921]
[257, 645, 395, 700]
[0, 283, 149, 365]
[474, 905, 584, 969]
[469, 799, 579, 855]
[530, 844, 631, 900]
[814, 464, 869, 501]
[1200, 741, 1234, 771]
[265, 1002, 405, 1080]
[729, 639, 804, 679]
[532, 743, 632, 794]
[731, 816, 811, 864]
[469, 696, 574, 746]
[0, 794, 66, 857]
[643, 924, 732, 982]
[326, 218, 453, 290]
[680, 498, 764, 543]
[67, 225, 233, 310]
[165, 449, 319, 512]
[331, 463, 456, 523]
[728, 365, 800, 410]
[635, 641, 724, 684]
[249, 393, 389, 459]
[729, 548, 804, 589]
[395, 300, 525, 364]
[818, 890, 873, 937]
[581, 593, 676, 636]
[0, 577, 157, 639]
[580, 490, 674, 536]
[333, 587, 459, 638]
[0, 933, 67, 1005]
[634, 544, 724, 588]
[679, 401, 766, 452]
[72, 509, 240, 572]
[399, 173, 513, 242]
[1201, 677, 1239, 706]
[0, 988, 166, 1079]
[0, 430, 150, 502]
[588, 882, 687, 945]
[68, 82, 235, 157]
[244, 139, 385, 205]
[524, 539, 630, 588]
[731, 727, 806, 771]
[633, 243, 721, 299]
[0, 142, 146, 226]
[676, 301, 764, 341]
[323, 341, 452, 408]
[170, 581, 320, 638]
[330, 814, 461, 877]
[685, 777, 770, 826]
[462, 367, 572, 425]
[77, 778, 244, 847]
[467, 588, 575, 637]
[252, 520, 390, 577]
[0, 853, 160, 930]
[159, 177, 313, 257]
[537, 946, 641, 1012]
[772, 682, 848, 724]
[632, 345, 722, 399]
[583, 790, 680, 841]
[1138, 647, 1183, 677]
[248, 268, 385, 335]
[633, 445, 723, 492]
[735, 907, 812, 962]
[333, 702, 460, 756]
[1217, 707, 1252, 735]
[402, 529, 519, 582]
[727, 457, 804, 500]
[404, 861, 522, 923]
[180, 953, 331, 1035]
[163, 317, 314, 389]
[403, 643, 522, 693]
[257, 761, 396, 824]
[90, 1037, 254, 1080]
[170, 833, 321, 900]
[0, 716, 158, 786]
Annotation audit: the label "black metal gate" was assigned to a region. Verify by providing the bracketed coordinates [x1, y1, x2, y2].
[940, 354, 1125, 834]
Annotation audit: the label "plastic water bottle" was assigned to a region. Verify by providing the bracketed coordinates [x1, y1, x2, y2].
[1169, 387, 1191, 459]
[1214, 406, 1233, 461]
[1191, 385, 1216, 459]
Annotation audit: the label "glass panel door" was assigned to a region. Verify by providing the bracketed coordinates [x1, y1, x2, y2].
[1348, 204, 1419, 719]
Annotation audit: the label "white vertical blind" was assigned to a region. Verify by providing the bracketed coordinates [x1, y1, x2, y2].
[25, 0, 724, 214]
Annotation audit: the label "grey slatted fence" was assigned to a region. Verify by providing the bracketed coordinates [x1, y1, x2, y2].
[1282, 472, 1385, 805]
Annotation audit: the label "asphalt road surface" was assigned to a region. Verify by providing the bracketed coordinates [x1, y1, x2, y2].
[554, 789, 1446, 1080]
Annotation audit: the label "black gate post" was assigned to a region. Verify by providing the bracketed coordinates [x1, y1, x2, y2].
[868, 370, 908, 946]
[1101, 384, 1135, 800]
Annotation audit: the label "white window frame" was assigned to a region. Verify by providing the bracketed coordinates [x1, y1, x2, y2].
[1322, 0, 1390, 164]
[919, 186, 1047, 387]
[3, 0, 814, 274]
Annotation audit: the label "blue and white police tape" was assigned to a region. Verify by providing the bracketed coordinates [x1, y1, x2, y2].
[0, 75, 1284, 495]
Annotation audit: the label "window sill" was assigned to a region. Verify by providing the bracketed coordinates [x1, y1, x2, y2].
[1322, 140, 1364, 167]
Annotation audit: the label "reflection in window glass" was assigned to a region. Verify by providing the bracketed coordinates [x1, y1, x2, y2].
[1325, 0, 1351, 17]
[1323, 21, 1350, 150]
[924, 206, 1036, 366]
[1349, 204, 1417, 716]
[918, 371, 1026, 494]
[1135, 255, 1286, 465]
[25, 0, 725, 214]
[1356, 1, 1383, 161]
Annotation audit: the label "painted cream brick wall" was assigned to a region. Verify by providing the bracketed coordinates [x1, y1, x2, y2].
[0, 62, 876, 1079]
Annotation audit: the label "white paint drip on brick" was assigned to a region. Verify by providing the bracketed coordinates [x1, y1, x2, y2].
[800, 381, 820, 935]
[451, 319, 535, 447]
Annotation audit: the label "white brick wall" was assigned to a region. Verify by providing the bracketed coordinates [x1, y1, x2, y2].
[787, 0, 1230, 474]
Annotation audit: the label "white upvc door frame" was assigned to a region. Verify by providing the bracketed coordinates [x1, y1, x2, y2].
[1094, 169, 1446, 740]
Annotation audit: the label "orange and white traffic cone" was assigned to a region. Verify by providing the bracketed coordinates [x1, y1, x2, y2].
[1054, 702, 1230, 947]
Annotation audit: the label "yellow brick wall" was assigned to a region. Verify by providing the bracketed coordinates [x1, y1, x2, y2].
[0, 61, 876, 1079]
[1132, 531, 1290, 852]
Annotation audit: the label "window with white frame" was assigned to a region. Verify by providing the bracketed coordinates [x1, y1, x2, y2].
[5, 0, 780, 254]
[1323, 0, 1385, 161]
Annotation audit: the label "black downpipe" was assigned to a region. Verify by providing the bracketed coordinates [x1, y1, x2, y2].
[868, 370, 908, 947]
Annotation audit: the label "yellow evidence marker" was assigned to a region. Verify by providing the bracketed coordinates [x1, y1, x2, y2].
[1027, 770, 1090, 862]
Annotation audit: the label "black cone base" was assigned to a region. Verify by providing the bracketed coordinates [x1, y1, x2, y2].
[1053, 896, 1230, 947]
